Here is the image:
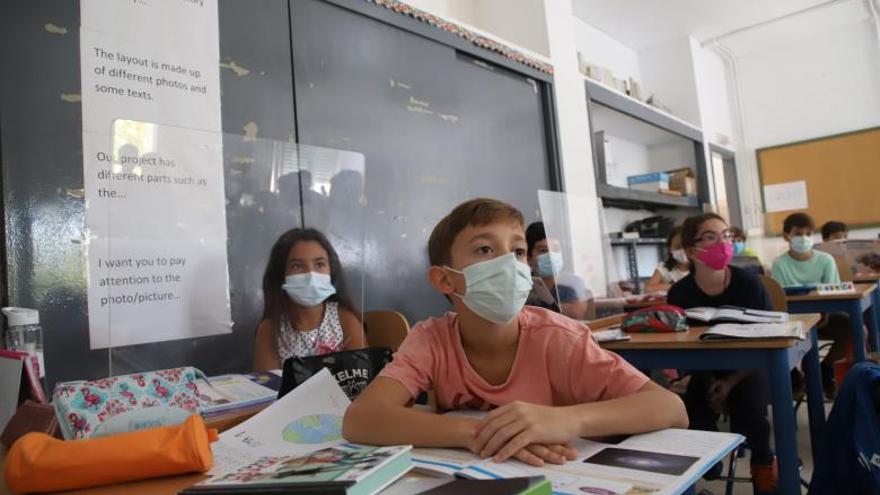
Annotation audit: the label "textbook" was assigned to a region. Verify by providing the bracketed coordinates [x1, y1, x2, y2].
[182, 444, 412, 495]
[208, 368, 350, 476]
[412, 426, 742, 495]
[685, 306, 789, 324]
[199, 371, 282, 417]
[699, 321, 805, 341]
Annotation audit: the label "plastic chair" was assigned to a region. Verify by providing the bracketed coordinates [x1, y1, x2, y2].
[759, 274, 789, 312]
[363, 310, 410, 352]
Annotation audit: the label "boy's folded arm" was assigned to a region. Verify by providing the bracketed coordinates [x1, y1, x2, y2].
[342, 377, 476, 449]
[475, 381, 687, 462]
[572, 381, 688, 436]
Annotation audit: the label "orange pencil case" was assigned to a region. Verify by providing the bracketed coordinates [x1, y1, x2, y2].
[3, 414, 218, 493]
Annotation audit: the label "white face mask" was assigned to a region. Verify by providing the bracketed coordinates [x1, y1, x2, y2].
[282, 272, 336, 307]
[672, 249, 689, 264]
[790, 235, 814, 254]
[445, 253, 533, 324]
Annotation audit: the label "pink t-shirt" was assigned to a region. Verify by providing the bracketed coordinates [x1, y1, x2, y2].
[379, 306, 648, 411]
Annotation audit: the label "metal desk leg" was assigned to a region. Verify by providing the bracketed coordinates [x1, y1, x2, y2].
[866, 291, 879, 353]
[768, 349, 799, 495]
[801, 328, 825, 462]
[847, 299, 868, 362]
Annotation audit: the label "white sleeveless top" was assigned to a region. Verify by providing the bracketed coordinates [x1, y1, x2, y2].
[277, 302, 344, 359]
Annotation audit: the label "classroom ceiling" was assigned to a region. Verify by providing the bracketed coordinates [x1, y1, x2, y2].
[571, 0, 869, 50]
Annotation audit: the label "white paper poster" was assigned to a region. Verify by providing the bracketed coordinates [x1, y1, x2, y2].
[80, 0, 231, 348]
[763, 180, 808, 213]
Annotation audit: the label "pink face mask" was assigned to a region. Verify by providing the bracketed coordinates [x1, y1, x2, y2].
[697, 241, 734, 270]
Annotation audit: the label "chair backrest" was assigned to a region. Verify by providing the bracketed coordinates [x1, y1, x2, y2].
[759, 274, 788, 312]
[833, 254, 855, 282]
[364, 310, 410, 352]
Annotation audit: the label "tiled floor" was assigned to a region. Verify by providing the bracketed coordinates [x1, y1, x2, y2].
[695, 401, 833, 494]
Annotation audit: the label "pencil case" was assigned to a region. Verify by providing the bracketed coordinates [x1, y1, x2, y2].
[52, 366, 207, 440]
[622, 305, 689, 333]
[3, 414, 217, 493]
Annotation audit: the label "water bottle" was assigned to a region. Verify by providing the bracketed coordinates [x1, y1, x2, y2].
[2, 307, 44, 378]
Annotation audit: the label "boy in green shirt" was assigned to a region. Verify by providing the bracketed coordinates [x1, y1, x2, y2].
[772, 212, 846, 398]
[771, 213, 840, 286]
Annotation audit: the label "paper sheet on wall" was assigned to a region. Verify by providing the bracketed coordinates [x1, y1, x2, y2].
[80, 0, 230, 348]
[763, 180, 808, 213]
[209, 368, 351, 476]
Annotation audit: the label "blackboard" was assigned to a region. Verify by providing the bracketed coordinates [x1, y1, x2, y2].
[0, 0, 559, 388]
[290, 0, 557, 322]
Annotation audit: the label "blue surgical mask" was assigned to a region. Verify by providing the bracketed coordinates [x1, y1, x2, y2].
[733, 241, 745, 256]
[445, 253, 533, 324]
[790, 235, 814, 254]
[282, 272, 336, 307]
[536, 252, 564, 277]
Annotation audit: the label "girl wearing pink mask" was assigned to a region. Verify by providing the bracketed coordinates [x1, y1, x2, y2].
[667, 213, 779, 495]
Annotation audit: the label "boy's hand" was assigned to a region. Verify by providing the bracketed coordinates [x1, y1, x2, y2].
[513, 443, 579, 466]
[474, 402, 579, 462]
[707, 378, 732, 414]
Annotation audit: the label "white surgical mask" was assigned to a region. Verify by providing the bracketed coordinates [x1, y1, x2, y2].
[790, 235, 814, 254]
[672, 249, 689, 264]
[282, 272, 336, 307]
[445, 253, 533, 324]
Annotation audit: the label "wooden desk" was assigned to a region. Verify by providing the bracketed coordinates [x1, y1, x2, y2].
[853, 272, 880, 283]
[602, 314, 824, 495]
[786, 283, 879, 361]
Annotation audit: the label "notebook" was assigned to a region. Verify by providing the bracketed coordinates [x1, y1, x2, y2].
[419, 477, 551, 495]
[699, 321, 805, 341]
[685, 306, 789, 324]
[198, 371, 281, 417]
[181, 444, 412, 495]
[591, 327, 631, 343]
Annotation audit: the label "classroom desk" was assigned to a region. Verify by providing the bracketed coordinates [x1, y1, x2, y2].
[601, 313, 824, 495]
[854, 273, 880, 353]
[786, 283, 879, 361]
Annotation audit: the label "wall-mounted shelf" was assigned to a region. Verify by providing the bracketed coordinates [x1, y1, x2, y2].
[609, 237, 667, 246]
[586, 78, 708, 212]
[597, 184, 700, 209]
[585, 78, 702, 142]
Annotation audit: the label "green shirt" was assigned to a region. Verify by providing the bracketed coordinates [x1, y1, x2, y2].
[771, 250, 840, 286]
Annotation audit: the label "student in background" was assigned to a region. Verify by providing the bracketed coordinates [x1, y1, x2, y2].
[644, 226, 688, 293]
[253, 228, 365, 371]
[344, 198, 687, 467]
[771, 213, 840, 286]
[821, 221, 848, 242]
[773, 213, 848, 398]
[524, 221, 594, 320]
[730, 226, 762, 260]
[667, 213, 778, 494]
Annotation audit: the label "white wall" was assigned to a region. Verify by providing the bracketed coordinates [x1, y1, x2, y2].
[726, 18, 880, 242]
[572, 17, 641, 81]
[637, 37, 703, 126]
[471, 0, 550, 57]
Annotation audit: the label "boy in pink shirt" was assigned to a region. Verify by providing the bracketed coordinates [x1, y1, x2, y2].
[343, 198, 687, 466]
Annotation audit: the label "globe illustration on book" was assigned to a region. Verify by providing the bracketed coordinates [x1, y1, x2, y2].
[282, 414, 344, 444]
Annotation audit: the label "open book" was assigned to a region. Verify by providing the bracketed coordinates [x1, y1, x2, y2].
[685, 306, 788, 324]
[412, 427, 743, 495]
[699, 321, 805, 341]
